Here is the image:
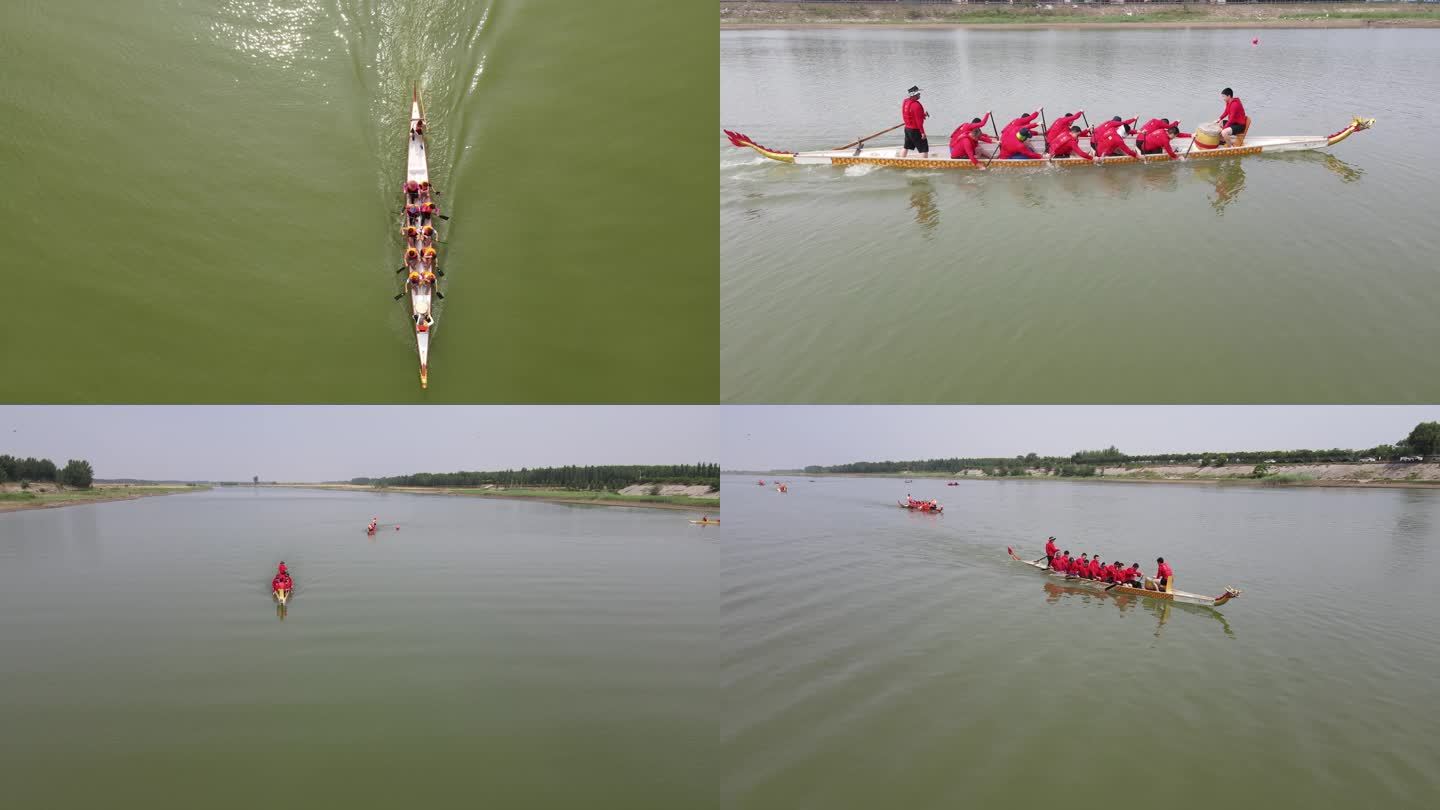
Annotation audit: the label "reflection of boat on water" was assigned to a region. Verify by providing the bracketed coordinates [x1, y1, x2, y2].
[725, 118, 1374, 172]
[1190, 159, 1247, 215]
[1039, 580, 1235, 637]
[1266, 150, 1366, 184]
[906, 176, 939, 236]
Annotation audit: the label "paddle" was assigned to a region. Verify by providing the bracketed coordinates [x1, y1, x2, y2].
[983, 112, 1002, 169]
[832, 123, 904, 153]
[1038, 106, 1049, 155]
[1130, 114, 1145, 164]
[1183, 120, 1208, 161]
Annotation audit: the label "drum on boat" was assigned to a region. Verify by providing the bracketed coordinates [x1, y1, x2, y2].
[1192, 122, 1222, 150]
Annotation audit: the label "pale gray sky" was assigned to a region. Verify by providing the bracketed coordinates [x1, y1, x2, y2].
[723, 406, 1440, 470]
[1, 407, 718, 481]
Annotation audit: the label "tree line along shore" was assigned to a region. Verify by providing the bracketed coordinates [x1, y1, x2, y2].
[313, 464, 722, 510]
[744, 422, 1440, 488]
[721, 2, 1440, 28]
[1, 461, 721, 514]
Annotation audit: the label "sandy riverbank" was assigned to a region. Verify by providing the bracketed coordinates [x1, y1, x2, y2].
[275, 483, 721, 512]
[721, 2, 1440, 29]
[765, 462, 1440, 490]
[0, 483, 207, 513]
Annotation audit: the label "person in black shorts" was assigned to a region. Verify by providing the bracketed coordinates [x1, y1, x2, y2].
[900, 85, 930, 158]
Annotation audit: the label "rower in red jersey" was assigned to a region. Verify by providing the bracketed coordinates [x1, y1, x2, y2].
[1088, 116, 1129, 150]
[1071, 553, 1090, 578]
[1045, 110, 1085, 151]
[1217, 87, 1249, 146]
[999, 111, 1044, 160]
[1151, 557, 1175, 591]
[1094, 117, 1140, 160]
[1050, 125, 1093, 162]
[1135, 118, 1173, 141]
[1125, 563, 1143, 586]
[1138, 125, 1189, 160]
[1108, 560, 1125, 583]
[1043, 535, 1060, 568]
[1088, 555, 1104, 580]
[949, 113, 996, 166]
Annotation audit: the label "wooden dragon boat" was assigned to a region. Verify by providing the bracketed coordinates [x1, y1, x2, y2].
[899, 500, 943, 513]
[724, 117, 1373, 172]
[1007, 547, 1240, 607]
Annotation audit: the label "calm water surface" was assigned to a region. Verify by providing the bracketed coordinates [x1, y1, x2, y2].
[722, 475, 1440, 808]
[0, 488, 714, 808]
[0, 0, 715, 402]
[721, 29, 1440, 402]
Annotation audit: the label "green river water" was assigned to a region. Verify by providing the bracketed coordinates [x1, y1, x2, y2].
[0, 488, 715, 808]
[723, 475, 1440, 809]
[0, 0, 715, 403]
[722, 29, 1440, 403]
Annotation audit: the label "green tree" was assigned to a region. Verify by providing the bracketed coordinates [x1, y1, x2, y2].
[1252, 463, 1270, 479]
[1401, 422, 1440, 456]
[60, 459, 94, 489]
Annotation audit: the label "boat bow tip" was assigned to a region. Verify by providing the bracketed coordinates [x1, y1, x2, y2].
[1327, 116, 1375, 146]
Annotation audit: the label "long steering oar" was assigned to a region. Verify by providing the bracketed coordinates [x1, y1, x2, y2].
[832, 123, 904, 153]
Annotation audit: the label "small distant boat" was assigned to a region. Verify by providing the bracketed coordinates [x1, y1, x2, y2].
[757, 480, 766, 486]
[690, 519, 720, 526]
[946, 482, 959, 486]
[904, 479, 913, 483]
[899, 499, 942, 513]
[1006, 547, 1240, 607]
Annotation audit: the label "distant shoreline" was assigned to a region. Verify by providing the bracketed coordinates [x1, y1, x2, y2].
[722, 20, 1440, 30]
[733, 469, 1440, 491]
[720, 2, 1440, 30]
[0, 485, 207, 514]
[277, 483, 721, 512]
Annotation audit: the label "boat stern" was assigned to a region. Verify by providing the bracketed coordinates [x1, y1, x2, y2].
[724, 130, 796, 163]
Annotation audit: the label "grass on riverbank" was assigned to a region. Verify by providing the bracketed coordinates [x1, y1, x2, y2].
[0, 485, 201, 510]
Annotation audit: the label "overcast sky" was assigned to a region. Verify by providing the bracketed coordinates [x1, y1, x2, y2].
[723, 406, 1440, 470]
[1, 407, 717, 481]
